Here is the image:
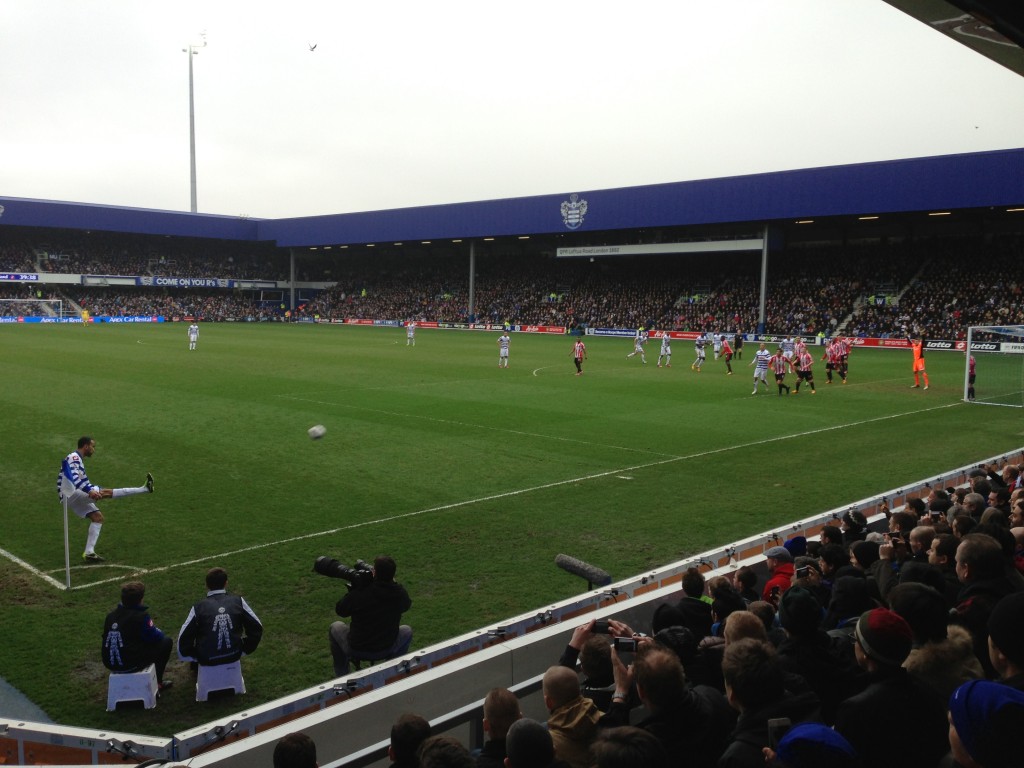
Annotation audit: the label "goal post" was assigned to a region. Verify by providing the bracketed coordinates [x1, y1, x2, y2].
[0, 298, 64, 318]
[965, 325, 1024, 407]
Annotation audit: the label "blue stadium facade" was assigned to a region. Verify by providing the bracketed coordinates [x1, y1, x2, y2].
[2, 148, 1023, 248]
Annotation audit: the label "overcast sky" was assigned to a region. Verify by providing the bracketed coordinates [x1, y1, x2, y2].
[2, 0, 1023, 219]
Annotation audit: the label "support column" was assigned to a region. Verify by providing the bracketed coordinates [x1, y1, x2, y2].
[757, 225, 769, 334]
[468, 241, 476, 323]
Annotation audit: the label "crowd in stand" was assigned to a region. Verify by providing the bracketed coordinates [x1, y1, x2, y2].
[265, 463, 1024, 768]
[1, 233, 1022, 337]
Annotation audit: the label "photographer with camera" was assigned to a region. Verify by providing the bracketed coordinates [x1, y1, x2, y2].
[321, 555, 412, 676]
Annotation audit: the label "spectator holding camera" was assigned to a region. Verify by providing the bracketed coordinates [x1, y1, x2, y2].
[329, 555, 412, 676]
[602, 641, 735, 768]
[557, 619, 617, 710]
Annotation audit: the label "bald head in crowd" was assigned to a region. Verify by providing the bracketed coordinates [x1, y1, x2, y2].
[542, 665, 582, 710]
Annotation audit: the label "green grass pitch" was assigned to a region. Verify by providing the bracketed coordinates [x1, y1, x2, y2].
[2, 322, 1021, 732]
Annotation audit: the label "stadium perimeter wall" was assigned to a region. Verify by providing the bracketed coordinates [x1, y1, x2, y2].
[4, 449, 1022, 767]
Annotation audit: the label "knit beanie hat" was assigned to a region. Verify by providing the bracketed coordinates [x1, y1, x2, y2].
[778, 586, 822, 636]
[851, 540, 880, 569]
[775, 723, 858, 768]
[988, 592, 1024, 667]
[854, 608, 913, 667]
[783, 536, 807, 558]
[653, 625, 698, 663]
[949, 679, 1024, 768]
[842, 510, 867, 531]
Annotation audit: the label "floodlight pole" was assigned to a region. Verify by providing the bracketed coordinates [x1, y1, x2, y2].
[183, 36, 207, 213]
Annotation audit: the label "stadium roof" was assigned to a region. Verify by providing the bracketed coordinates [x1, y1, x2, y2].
[2, 148, 1023, 249]
[881, 0, 1024, 77]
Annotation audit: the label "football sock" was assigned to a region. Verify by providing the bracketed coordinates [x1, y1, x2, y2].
[112, 485, 148, 497]
[86, 522, 102, 553]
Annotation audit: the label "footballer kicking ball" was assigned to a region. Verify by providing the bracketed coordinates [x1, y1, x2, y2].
[308, 424, 327, 440]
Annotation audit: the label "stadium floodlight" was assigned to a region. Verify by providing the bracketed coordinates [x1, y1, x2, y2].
[182, 33, 207, 213]
[964, 325, 1024, 407]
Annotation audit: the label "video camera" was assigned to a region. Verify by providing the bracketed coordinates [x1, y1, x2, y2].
[313, 556, 374, 589]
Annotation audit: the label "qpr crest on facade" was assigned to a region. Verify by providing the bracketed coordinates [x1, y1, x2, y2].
[560, 193, 588, 230]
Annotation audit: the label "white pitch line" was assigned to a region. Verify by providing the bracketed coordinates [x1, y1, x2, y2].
[57, 400, 960, 591]
[0, 546, 69, 591]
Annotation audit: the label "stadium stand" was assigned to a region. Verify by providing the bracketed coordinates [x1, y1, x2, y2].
[4, 232, 1023, 336]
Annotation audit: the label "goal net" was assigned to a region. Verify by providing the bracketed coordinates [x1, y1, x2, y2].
[965, 325, 1024, 407]
[0, 298, 64, 318]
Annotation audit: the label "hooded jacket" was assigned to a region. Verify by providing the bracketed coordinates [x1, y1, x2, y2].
[547, 695, 601, 768]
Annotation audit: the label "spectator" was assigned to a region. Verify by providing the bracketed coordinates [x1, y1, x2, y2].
[770, 723, 858, 768]
[987, 591, 1024, 690]
[177, 567, 263, 667]
[718, 639, 820, 768]
[746, 601, 787, 647]
[840, 510, 867, 546]
[887, 511, 917, 535]
[542, 665, 601, 768]
[887, 582, 982, 701]
[732, 566, 759, 604]
[948, 680, 1024, 768]
[652, 567, 712, 638]
[926, 532, 962, 605]
[557, 620, 616, 710]
[950, 533, 1022, 677]
[329, 555, 413, 676]
[722, 611, 767, 646]
[390, 713, 431, 768]
[273, 732, 317, 768]
[504, 718, 565, 768]
[907, 525, 934, 561]
[963, 493, 987, 520]
[775, 586, 863, 725]
[101, 580, 174, 691]
[834, 609, 947, 768]
[590, 727, 668, 768]
[849, 541, 880, 575]
[782, 536, 806, 559]
[817, 544, 851, 591]
[821, 576, 875, 639]
[603, 645, 734, 768]
[651, 624, 720, 690]
[761, 546, 795, 607]
[709, 582, 747, 637]
[475, 689, 520, 768]
[418, 736, 474, 768]
[818, 524, 843, 549]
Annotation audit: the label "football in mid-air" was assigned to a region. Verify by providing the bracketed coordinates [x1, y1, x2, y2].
[308, 424, 327, 440]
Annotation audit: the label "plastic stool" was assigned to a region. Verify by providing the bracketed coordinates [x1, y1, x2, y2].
[196, 660, 246, 701]
[106, 664, 158, 711]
